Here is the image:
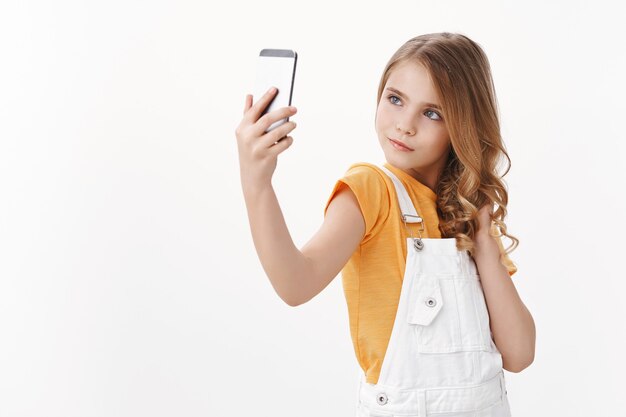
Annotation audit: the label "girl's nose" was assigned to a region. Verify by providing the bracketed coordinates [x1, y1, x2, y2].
[396, 123, 415, 136]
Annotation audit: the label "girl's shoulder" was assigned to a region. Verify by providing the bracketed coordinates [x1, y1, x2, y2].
[327, 162, 393, 244]
[342, 161, 391, 183]
[332, 161, 390, 196]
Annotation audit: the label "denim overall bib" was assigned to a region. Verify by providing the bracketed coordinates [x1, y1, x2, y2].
[355, 166, 512, 417]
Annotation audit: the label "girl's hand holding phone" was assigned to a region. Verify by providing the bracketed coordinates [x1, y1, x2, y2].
[235, 86, 298, 191]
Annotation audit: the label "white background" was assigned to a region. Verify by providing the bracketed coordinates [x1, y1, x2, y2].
[1, 0, 625, 416]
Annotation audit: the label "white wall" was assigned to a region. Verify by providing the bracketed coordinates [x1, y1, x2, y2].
[1, 0, 624, 415]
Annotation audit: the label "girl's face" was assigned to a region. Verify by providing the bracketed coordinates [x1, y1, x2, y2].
[375, 60, 451, 191]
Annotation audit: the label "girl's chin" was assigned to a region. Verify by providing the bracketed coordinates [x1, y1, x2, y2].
[384, 154, 414, 168]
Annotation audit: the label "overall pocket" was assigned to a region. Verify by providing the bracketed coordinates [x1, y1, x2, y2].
[406, 275, 494, 354]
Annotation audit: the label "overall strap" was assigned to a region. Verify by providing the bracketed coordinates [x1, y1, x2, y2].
[379, 166, 422, 224]
[379, 165, 426, 251]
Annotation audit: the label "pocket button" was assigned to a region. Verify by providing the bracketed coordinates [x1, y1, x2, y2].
[425, 297, 437, 307]
[376, 392, 388, 405]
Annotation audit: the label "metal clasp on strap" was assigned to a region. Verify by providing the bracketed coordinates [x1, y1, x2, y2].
[401, 214, 423, 223]
[401, 213, 425, 251]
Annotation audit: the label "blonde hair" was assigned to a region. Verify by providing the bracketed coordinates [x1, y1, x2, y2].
[376, 32, 519, 258]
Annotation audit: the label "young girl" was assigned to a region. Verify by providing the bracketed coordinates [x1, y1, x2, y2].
[236, 32, 535, 417]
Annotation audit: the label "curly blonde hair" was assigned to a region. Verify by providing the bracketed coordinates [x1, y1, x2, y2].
[376, 32, 519, 258]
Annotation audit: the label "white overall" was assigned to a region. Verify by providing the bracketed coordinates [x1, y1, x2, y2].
[355, 166, 512, 417]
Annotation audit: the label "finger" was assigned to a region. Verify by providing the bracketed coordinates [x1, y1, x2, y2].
[260, 121, 297, 148]
[245, 86, 278, 122]
[243, 94, 252, 115]
[268, 135, 294, 156]
[254, 106, 297, 137]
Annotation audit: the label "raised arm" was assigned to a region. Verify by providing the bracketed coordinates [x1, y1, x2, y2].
[235, 89, 364, 306]
[241, 182, 364, 306]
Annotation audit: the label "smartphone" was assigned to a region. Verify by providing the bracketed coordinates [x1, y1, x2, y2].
[253, 49, 298, 134]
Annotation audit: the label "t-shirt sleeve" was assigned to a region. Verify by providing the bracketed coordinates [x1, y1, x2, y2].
[490, 222, 518, 277]
[323, 164, 391, 244]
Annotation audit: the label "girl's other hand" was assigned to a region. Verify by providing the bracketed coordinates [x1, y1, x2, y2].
[235, 87, 298, 190]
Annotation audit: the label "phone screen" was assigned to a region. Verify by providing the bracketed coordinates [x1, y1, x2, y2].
[253, 49, 297, 133]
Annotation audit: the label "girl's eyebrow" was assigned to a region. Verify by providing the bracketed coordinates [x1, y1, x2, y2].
[385, 87, 442, 110]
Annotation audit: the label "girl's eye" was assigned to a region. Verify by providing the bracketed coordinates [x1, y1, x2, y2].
[425, 109, 442, 121]
[388, 94, 401, 105]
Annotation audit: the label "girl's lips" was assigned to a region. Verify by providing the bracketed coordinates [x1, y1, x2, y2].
[388, 138, 414, 151]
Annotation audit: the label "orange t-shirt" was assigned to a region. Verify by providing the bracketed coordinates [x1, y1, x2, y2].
[323, 161, 517, 385]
